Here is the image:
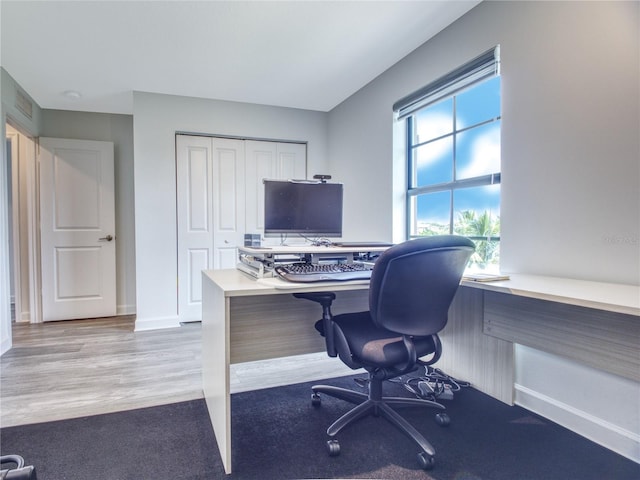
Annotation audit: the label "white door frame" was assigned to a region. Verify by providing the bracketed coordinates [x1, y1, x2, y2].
[6, 122, 41, 324]
[7, 128, 22, 322]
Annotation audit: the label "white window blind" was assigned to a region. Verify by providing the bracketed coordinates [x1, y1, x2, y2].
[393, 46, 500, 120]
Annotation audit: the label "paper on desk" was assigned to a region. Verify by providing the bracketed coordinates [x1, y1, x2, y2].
[462, 273, 511, 282]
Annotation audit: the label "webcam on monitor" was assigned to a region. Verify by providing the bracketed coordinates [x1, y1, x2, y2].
[313, 174, 332, 183]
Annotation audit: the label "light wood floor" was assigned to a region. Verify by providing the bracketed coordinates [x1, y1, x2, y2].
[1, 316, 353, 428]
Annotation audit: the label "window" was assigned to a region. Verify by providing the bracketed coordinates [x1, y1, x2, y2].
[394, 47, 501, 271]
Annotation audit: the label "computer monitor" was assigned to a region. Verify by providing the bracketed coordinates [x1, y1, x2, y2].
[263, 179, 343, 238]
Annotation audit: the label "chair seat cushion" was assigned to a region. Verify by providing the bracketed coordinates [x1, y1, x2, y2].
[323, 311, 437, 367]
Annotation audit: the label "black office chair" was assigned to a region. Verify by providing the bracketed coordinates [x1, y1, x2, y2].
[294, 235, 474, 470]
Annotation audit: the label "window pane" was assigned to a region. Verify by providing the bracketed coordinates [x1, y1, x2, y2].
[413, 190, 451, 236]
[453, 185, 500, 268]
[453, 184, 500, 229]
[414, 136, 453, 186]
[414, 97, 453, 143]
[455, 121, 500, 180]
[457, 76, 501, 129]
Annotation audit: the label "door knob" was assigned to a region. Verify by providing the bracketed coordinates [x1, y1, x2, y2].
[99, 234, 114, 242]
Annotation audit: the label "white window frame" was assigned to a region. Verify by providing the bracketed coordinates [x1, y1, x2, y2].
[394, 46, 501, 269]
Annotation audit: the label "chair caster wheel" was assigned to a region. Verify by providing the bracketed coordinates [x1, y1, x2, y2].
[311, 393, 321, 407]
[417, 452, 435, 470]
[327, 439, 340, 456]
[435, 412, 450, 426]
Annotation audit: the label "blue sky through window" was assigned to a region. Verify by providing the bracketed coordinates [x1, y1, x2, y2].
[411, 76, 501, 230]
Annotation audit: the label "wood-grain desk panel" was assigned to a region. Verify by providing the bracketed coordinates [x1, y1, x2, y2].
[483, 290, 640, 382]
[229, 290, 369, 364]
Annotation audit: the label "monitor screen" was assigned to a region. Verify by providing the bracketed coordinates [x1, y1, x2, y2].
[263, 180, 343, 238]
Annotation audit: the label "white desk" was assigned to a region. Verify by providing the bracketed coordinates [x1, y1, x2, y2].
[461, 274, 639, 316]
[202, 269, 639, 474]
[460, 274, 640, 382]
[202, 269, 372, 474]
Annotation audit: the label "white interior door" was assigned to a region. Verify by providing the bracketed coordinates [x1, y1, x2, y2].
[39, 137, 116, 321]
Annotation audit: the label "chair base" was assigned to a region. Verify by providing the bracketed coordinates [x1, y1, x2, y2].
[312, 380, 446, 460]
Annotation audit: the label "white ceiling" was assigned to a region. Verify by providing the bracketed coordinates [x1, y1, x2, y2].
[1, 1, 480, 115]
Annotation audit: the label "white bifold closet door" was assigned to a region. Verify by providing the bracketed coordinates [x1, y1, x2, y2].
[176, 135, 306, 322]
[176, 135, 245, 322]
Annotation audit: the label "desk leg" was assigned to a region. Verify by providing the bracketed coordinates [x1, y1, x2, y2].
[202, 276, 233, 474]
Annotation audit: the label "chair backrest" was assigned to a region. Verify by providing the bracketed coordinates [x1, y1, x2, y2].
[369, 235, 475, 337]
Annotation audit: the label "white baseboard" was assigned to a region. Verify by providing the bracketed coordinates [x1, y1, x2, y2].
[515, 383, 640, 463]
[134, 316, 181, 331]
[117, 304, 136, 316]
[0, 336, 12, 356]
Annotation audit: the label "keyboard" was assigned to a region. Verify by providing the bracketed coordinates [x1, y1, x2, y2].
[275, 262, 373, 282]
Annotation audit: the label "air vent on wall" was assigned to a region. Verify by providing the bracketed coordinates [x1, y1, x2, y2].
[15, 89, 33, 119]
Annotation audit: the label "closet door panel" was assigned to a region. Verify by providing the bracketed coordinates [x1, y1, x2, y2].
[212, 138, 245, 269]
[176, 135, 213, 322]
[277, 143, 307, 181]
[245, 141, 277, 235]
[245, 140, 307, 237]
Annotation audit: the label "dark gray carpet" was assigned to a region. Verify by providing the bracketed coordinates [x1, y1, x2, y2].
[1, 375, 638, 479]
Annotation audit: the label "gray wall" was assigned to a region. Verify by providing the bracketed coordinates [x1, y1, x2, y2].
[40, 110, 136, 315]
[1, 68, 43, 135]
[330, 0, 639, 285]
[327, 0, 639, 460]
